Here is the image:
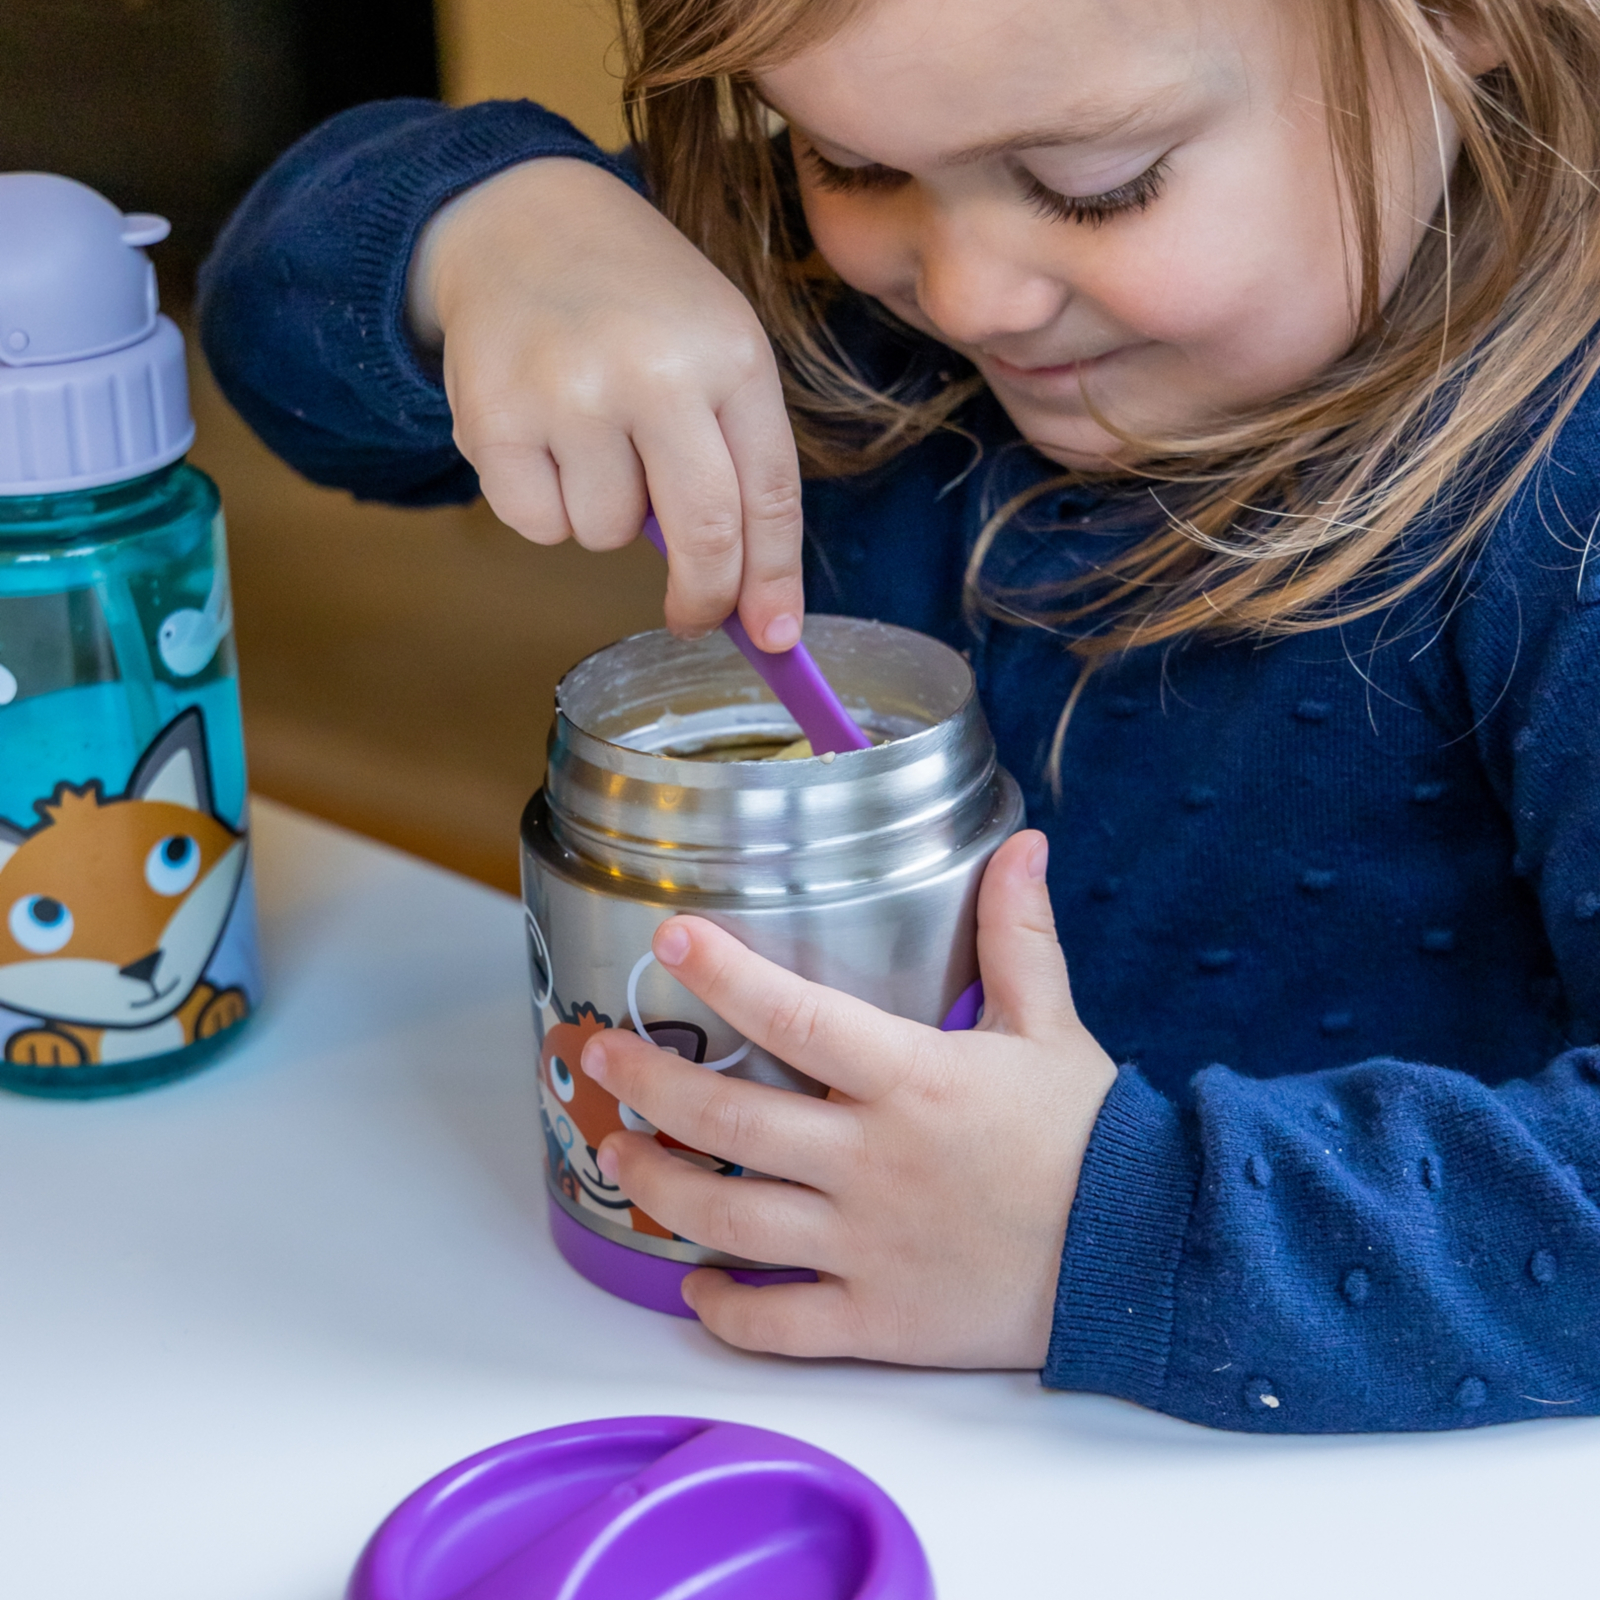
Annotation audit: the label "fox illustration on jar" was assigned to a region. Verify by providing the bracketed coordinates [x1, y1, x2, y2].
[537, 997, 733, 1241]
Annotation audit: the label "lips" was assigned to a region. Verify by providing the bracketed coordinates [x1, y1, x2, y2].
[983, 347, 1123, 383]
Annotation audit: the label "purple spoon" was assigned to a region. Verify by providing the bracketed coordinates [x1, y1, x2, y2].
[642, 513, 871, 756]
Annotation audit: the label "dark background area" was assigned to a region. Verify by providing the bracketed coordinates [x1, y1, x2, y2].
[1, 0, 652, 892]
[0, 0, 440, 293]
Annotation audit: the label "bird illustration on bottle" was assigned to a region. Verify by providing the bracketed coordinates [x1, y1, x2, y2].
[157, 564, 231, 679]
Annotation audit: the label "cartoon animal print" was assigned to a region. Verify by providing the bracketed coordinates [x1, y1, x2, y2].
[539, 999, 722, 1238]
[0, 709, 250, 1068]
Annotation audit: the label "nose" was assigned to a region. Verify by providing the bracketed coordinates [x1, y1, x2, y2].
[914, 214, 1068, 349]
[119, 950, 161, 985]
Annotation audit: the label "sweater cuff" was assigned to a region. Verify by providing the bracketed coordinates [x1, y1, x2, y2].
[343, 99, 643, 418]
[1042, 1065, 1198, 1406]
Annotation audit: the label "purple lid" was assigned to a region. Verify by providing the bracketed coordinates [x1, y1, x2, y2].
[0, 173, 194, 496]
[348, 1416, 934, 1600]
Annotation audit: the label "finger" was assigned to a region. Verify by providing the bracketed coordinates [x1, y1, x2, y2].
[548, 424, 650, 552]
[600, 1131, 838, 1270]
[582, 1026, 852, 1187]
[716, 368, 805, 652]
[633, 413, 745, 638]
[649, 917, 921, 1102]
[682, 1271, 868, 1358]
[975, 831, 1079, 1037]
[468, 439, 575, 547]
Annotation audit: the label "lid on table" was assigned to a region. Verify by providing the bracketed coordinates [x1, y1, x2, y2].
[347, 1415, 934, 1600]
[0, 173, 194, 497]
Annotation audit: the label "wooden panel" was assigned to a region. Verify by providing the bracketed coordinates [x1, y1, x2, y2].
[436, 0, 625, 147]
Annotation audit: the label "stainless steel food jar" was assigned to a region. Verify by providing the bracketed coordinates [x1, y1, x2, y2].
[520, 615, 1023, 1314]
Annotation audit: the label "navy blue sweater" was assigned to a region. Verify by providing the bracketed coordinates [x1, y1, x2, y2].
[199, 98, 1600, 1433]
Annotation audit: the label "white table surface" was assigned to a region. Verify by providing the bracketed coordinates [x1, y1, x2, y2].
[1, 799, 1594, 1600]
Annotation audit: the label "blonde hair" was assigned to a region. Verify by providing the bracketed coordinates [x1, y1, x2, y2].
[619, 0, 1600, 656]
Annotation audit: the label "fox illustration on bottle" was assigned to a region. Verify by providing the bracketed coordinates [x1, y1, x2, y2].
[0, 709, 250, 1068]
[539, 998, 730, 1239]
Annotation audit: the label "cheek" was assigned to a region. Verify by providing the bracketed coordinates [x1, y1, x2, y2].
[802, 192, 911, 299]
[1079, 164, 1357, 392]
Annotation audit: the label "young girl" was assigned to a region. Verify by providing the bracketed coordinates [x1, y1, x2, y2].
[201, 0, 1600, 1433]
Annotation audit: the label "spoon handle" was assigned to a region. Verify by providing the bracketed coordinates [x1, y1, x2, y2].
[642, 514, 871, 755]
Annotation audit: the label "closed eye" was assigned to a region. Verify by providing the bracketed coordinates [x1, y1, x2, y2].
[802, 141, 1170, 229]
[801, 146, 911, 195]
[1018, 156, 1170, 227]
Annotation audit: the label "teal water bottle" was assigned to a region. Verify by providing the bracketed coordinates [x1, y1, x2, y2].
[0, 174, 261, 1097]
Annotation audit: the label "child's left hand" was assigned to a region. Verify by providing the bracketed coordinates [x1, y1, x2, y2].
[579, 832, 1117, 1369]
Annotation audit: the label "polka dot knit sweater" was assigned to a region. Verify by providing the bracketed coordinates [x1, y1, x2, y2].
[200, 98, 1600, 1433]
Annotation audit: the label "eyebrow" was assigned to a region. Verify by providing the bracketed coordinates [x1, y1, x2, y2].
[789, 95, 1178, 170]
[939, 101, 1175, 165]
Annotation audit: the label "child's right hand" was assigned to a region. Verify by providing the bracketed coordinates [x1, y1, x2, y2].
[410, 158, 806, 651]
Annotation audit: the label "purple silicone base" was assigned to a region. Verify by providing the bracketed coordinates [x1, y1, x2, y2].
[548, 1196, 814, 1318]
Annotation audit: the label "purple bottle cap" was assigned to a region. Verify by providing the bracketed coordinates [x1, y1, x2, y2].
[0, 172, 194, 496]
[347, 1416, 935, 1600]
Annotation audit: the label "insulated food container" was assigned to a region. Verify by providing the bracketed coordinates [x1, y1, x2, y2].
[521, 615, 1022, 1312]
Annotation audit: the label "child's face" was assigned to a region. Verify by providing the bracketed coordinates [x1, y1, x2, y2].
[761, 0, 1460, 467]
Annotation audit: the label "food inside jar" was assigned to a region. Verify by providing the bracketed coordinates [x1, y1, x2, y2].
[658, 733, 818, 762]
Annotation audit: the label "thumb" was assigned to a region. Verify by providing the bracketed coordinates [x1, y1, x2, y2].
[974, 831, 1079, 1038]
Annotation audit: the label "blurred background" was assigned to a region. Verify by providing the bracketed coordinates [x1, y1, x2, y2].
[0, 0, 659, 891]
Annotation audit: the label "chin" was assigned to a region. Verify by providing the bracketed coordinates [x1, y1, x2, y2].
[976, 386, 1124, 467]
[1029, 438, 1135, 471]
[1009, 414, 1137, 472]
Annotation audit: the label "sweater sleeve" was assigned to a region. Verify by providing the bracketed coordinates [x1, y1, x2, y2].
[196, 98, 642, 507]
[1043, 405, 1600, 1434]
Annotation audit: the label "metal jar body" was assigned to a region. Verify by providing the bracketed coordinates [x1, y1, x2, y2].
[521, 616, 1023, 1271]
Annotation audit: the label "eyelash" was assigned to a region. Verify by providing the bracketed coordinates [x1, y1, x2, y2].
[1019, 158, 1170, 228]
[803, 149, 909, 196]
[802, 146, 1170, 228]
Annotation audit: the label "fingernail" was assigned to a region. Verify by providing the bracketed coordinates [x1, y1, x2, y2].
[1027, 837, 1050, 880]
[580, 1038, 609, 1083]
[763, 613, 801, 651]
[597, 1144, 620, 1183]
[655, 921, 691, 965]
